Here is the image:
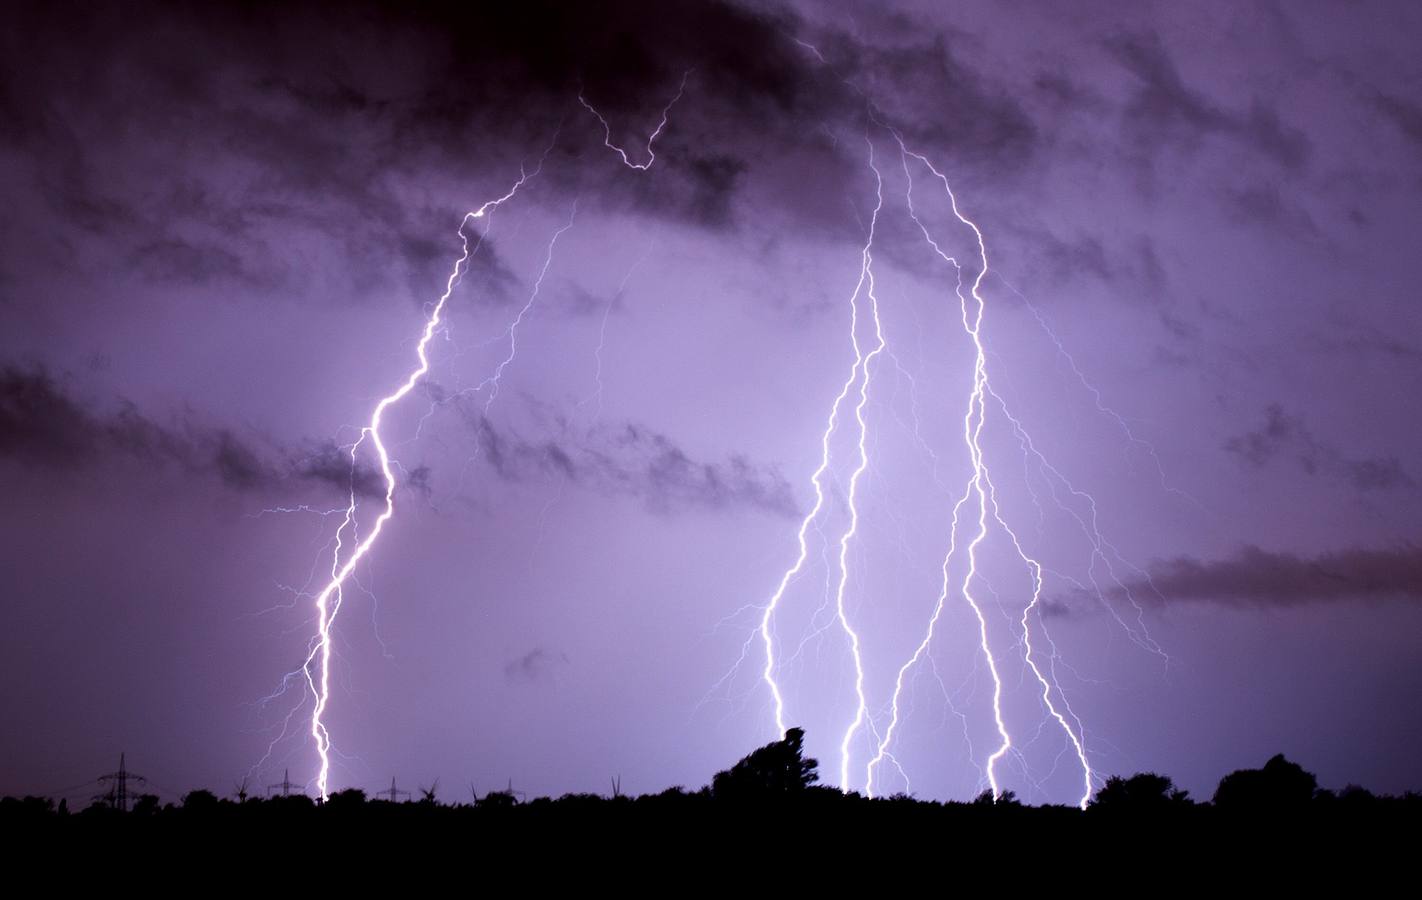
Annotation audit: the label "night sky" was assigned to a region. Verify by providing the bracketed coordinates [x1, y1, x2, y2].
[3, 0, 1421, 806]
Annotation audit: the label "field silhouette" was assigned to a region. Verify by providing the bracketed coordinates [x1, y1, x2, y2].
[6, 727, 1415, 884]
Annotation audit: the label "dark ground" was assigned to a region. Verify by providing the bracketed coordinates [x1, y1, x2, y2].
[6, 730, 1416, 888]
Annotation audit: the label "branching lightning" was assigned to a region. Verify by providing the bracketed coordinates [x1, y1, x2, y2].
[748, 112, 1169, 808]
[869, 130, 1093, 807]
[474, 200, 581, 415]
[280, 71, 692, 799]
[830, 138, 886, 790]
[579, 70, 691, 171]
[755, 135, 885, 743]
[299, 169, 540, 800]
[255, 49, 1168, 809]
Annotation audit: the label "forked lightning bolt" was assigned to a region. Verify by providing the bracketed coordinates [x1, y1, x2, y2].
[579, 71, 690, 171]
[301, 169, 539, 800]
[291, 74, 688, 799]
[867, 130, 1094, 807]
[751, 118, 1160, 807]
[756, 136, 885, 745]
[831, 139, 887, 790]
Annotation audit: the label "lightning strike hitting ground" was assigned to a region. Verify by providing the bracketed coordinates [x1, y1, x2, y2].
[867, 131, 1094, 807]
[830, 141, 887, 792]
[287, 77, 690, 797]
[267, 58, 1154, 807]
[299, 168, 540, 801]
[755, 136, 886, 744]
[747, 116, 1160, 807]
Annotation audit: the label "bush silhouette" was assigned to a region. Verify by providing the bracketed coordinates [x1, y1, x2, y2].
[1213, 754, 1318, 810]
[711, 727, 818, 799]
[324, 788, 367, 811]
[1091, 773, 1190, 811]
[477, 789, 519, 809]
[972, 789, 1021, 806]
[182, 789, 220, 812]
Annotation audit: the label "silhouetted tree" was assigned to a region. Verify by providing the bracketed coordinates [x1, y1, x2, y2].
[324, 788, 367, 811]
[132, 794, 161, 816]
[712, 727, 818, 799]
[972, 789, 1020, 806]
[1213, 754, 1318, 810]
[477, 790, 518, 809]
[1091, 773, 1190, 812]
[183, 789, 220, 812]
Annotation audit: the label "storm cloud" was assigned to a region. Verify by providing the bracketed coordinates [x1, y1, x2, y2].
[1226, 404, 1414, 493]
[0, 365, 389, 497]
[4, 0, 1422, 807]
[472, 414, 799, 519]
[1121, 544, 1422, 608]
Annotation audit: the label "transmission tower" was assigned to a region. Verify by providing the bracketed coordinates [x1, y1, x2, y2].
[268, 768, 302, 797]
[96, 753, 147, 812]
[375, 777, 410, 803]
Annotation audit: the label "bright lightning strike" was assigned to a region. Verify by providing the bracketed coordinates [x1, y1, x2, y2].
[832, 138, 886, 791]
[747, 115, 1165, 809]
[300, 166, 539, 801]
[867, 129, 1094, 807]
[756, 135, 885, 745]
[291, 73, 691, 798]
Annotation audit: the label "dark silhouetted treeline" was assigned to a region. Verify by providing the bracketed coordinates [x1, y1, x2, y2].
[6, 728, 1416, 885]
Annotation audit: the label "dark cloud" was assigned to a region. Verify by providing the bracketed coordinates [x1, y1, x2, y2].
[853, 32, 1039, 169]
[469, 413, 798, 519]
[555, 281, 624, 319]
[997, 225, 1169, 305]
[0, 0, 1087, 319]
[1119, 544, 1422, 607]
[1225, 404, 1413, 492]
[1372, 92, 1422, 150]
[1038, 231, 1112, 284]
[291, 441, 390, 499]
[129, 236, 283, 288]
[0, 365, 392, 497]
[0, 366, 180, 468]
[503, 647, 569, 684]
[1032, 72, 1109, 114]
[1107, 32, 1310, 171]
[396, 231, 519, 308]
[3, 0, 1070, 281]
[1223, 183, 1318, 235]
[0, 0, 852, 264]
[1308, 311, 1422, 365]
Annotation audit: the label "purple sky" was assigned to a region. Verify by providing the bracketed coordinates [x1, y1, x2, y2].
[3, 0, 1421, 806]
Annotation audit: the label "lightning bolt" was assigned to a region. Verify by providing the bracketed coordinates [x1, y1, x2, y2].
[862, 129, 1099, 808]
[579, 71, 691, 171]
[755, 134, 884, 789]
[578, 242, 655, 421]
[474, 200, 580, 415]
[832, 138, 886, 791]
[300, 168, 539, 801]
[291, 73, 692, 798]
[751, 114, 1129, 806]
